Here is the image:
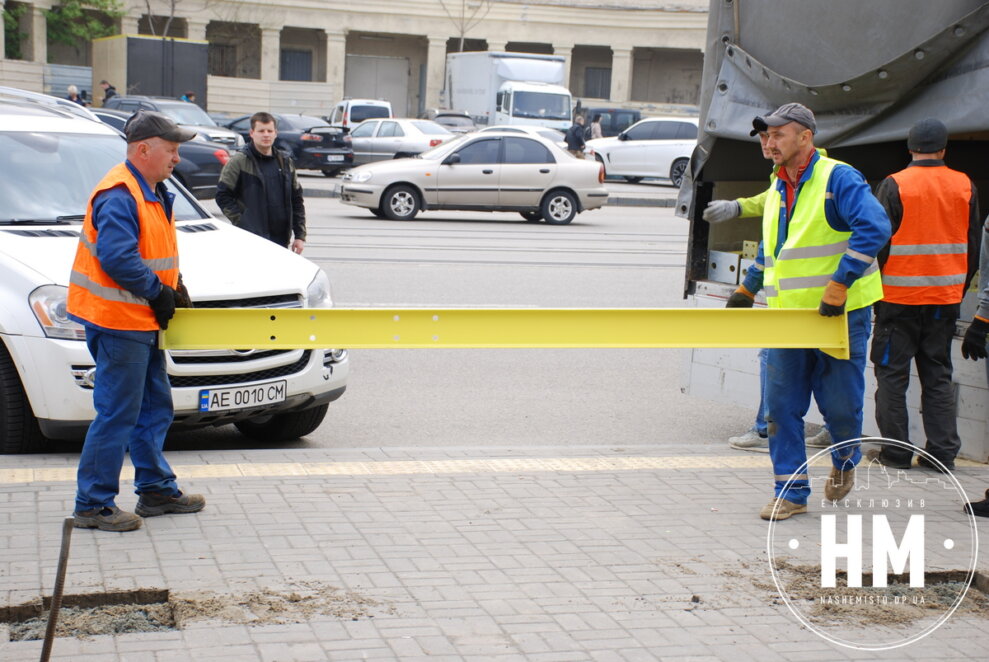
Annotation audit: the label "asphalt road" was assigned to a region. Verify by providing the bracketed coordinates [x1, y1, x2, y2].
[167, 197, 753, 453]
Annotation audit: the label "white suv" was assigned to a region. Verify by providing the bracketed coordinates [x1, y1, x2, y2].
[0, 88, 348, 453]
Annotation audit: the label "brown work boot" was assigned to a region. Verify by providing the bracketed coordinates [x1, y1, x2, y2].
[824, 466, 855, 500]
[759, 498, 807, 521]
[135, 491, 206, 517]
[73, 506, 143, 532]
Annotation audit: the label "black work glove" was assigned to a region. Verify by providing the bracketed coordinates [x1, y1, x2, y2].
[961, 317, 989, 361]
[819, 281, 848, 317]
[149, 285, 177, 330]
[175, 274, 193, 308]
[726, 285, 756, 308]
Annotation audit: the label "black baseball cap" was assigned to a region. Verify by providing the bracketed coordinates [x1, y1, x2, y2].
[124, 110, 197, 144]
[907, 118, 948, 153]
[755, 102, 817, 134]
[749, 117, 768, 137]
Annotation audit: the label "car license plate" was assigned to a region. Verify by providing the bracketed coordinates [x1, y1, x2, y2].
[199, 380, 286, 412]
[326, 154, 345, 162]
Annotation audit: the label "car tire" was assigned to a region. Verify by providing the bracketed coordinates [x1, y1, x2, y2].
[670, 158, 689, 188]
[234, 403, 329, 442]
[381, 185, 420, 221]
[370, 207, 387, 219]
[520, 211, 542, 222]
[321, 169, 339, 178]
[623, 176, 644, 184]
[540, 189, 578, 225]
[0, 342, 46, 454]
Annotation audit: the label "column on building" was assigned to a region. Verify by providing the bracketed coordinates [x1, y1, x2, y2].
[555, 44, 573, 92]
[260, 25, 281, 81]
[119, 13, 139, 35]
[425, 35, 447, 110]
[486, 40, 506, 53]
[186, 18, 208, 42]
[28, 2, 50, 64]
[610, 46, 632, 103]
[1, 4, 6, 60]
[324, 30, 346, 102]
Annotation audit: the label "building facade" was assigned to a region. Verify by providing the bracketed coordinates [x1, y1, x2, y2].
[2, 0, 707, 116]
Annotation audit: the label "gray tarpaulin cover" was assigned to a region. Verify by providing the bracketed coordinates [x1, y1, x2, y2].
[678, 0, 989, 217]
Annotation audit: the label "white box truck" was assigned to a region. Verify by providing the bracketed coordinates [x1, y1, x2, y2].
[444, 51, 573, 131]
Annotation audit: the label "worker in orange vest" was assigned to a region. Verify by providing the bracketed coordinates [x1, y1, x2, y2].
[871, 118, 981, 473]
[67, 110, 205, 531]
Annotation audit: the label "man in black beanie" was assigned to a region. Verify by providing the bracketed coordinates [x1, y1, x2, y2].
[870, 118, 981, 472]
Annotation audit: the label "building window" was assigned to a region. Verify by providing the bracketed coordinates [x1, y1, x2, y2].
[585, 67, 611, 99]
[209, 43, 237, 77]
[280, 49, 313, 82]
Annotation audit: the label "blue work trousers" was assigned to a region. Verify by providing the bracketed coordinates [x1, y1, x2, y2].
[754, 348, 769, 436]
[75, 328, 178, 512]
[765, 306, 871, 505]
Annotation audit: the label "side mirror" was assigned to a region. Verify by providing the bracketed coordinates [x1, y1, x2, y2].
[442, 153, 461, 166]
[618, 132, 628, 141]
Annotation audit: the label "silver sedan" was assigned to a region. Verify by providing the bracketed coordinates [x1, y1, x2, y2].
[339, 132, 608, 224]
[347, 118, 454, 165]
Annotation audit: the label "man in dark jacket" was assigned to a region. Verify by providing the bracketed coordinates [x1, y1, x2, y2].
[565, 115, 586, 158]
[215, 112, 307, 253]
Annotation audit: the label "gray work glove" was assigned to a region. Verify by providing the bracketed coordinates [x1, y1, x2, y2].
[702, 199, 741, 223]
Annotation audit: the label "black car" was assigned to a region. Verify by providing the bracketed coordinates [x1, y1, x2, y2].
[91, 108, 230, 199]
[582, 107, 642, 139]
[223, 113, 354, 177]
[102, 96, 244, 149]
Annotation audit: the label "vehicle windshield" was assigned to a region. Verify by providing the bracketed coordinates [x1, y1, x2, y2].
[412, 121, 452, 135]
[417, 134, 469, 159]
[351, 105, 390, 122]
[0, 131, 205, 223]
[511, 92, 571, 121]
[158, 103, 218, 127]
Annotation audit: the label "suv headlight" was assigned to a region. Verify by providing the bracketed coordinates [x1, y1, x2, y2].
[29, 285, 86, 340]
[306, 270, 333, 308]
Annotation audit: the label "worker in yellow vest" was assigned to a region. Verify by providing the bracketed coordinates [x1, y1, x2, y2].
[67, 111, 205, 532]
[723, 103, 891, 521]
[870, 119, 981, 473]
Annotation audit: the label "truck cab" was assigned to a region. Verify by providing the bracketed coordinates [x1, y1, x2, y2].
[495, 81, 572, 131]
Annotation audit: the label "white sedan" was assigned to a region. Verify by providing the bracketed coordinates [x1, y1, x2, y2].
[348, 118, 454, 165]
[587, 116, 697, 186]
[339, 132, 608, 224]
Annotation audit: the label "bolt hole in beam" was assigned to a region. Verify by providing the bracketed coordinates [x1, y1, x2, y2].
[161, 309, 850, 359]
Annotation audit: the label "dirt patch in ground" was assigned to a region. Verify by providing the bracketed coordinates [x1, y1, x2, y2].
[7, 582, 393, 641]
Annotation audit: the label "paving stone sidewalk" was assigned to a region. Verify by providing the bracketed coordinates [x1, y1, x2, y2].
[1, 444, 986, 661]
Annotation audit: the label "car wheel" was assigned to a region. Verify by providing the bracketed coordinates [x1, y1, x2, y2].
[624, 176, 644, 184]
[321, 169, 339, 177]
[541, 190, 578, 225]
[370, 207, 387, 219]
[520, 211, 542, 222]
[0, 342, 46, 454]
[382, 185, 420, 221]
[670, 158, 689, 188]
[234, 404, 329, 442]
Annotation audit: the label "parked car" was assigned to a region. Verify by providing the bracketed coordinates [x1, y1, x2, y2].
[587, 116, 698, 186]
[222, 113, 354, 176]
[348, 118, 454, 165]
[326, 98, 392, 131]
[423, 109, 477, 134]
[339, 131, 608, 224]
[103, 95, 245, 149]
[0, 88, 349, 453]
[580, 107, 642, 139]
[92, 108, 230, 199]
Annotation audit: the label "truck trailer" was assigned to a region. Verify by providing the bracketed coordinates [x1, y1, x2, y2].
[678, 0, 989, 461]
[443, 51, 573, 131]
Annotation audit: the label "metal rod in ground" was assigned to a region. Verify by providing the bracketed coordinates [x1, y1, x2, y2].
[39, 517, 74, 662]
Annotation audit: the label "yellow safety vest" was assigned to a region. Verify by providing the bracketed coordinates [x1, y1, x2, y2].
[762, 155, 883, 310]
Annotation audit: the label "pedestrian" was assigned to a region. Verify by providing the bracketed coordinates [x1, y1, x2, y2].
[590, 114, 604, 140]
[180, 91, 197, 104]
[732, 103, 890, 521]
[66, 84, 84, 106]
[705, 117, 833, 453]
[215, 112, 307, 254]
[961, 215, 989, 517]
[565, 114, 586, 158]
[869, 119, 981, 472]
[66, 110, 205, 532]
[99, 79, 117, 105]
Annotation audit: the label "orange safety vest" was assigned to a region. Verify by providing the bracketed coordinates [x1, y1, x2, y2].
[67, 163, 179, 331]
[881, 165, 972, 305]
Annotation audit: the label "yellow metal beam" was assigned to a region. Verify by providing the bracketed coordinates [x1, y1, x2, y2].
[160, 308, 849, 359]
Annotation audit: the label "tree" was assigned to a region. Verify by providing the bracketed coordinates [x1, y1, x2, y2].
[4, 2, 28, 60]
[45, 0, 123, 55]
[438, 0, 492, 52]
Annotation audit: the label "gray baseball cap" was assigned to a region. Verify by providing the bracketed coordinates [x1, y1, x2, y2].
[124, 110, 197, 144]
[756, 102, 817, 134]
[907, 118, 948, 153]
